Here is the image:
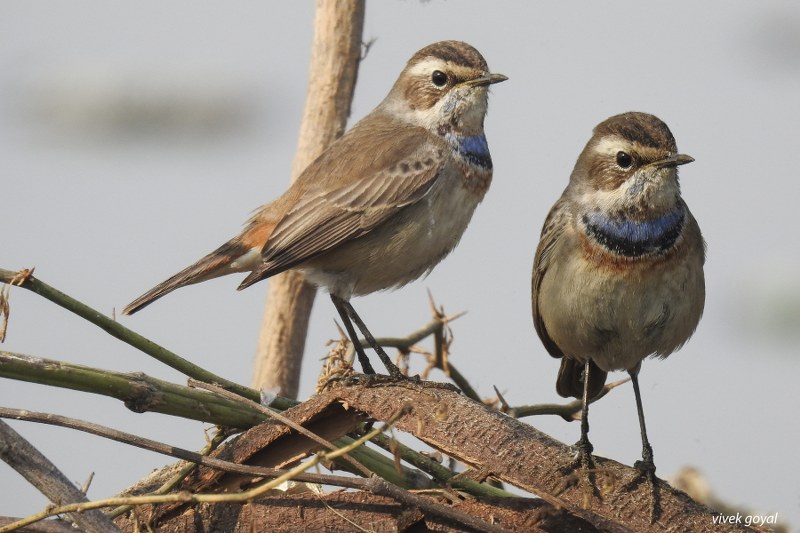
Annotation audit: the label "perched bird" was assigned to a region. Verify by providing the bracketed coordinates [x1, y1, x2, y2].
[531, 112, 705, 511]
[123, 41, 507, 379]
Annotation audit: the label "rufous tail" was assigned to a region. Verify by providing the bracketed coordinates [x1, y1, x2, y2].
[122, 239, 253, 315]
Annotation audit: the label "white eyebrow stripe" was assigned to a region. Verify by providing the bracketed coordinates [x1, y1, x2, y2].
[592, 135, 631, 157]
[406, 58, 447, 77]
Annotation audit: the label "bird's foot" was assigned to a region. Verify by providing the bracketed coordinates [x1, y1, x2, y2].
[338, 372, 462, 395]
[619, 453, 661, 523]
[340, 371, 416, 387]
[556, 437, 601, 507]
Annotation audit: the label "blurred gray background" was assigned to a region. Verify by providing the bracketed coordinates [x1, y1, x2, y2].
[2, 1, 799, 527]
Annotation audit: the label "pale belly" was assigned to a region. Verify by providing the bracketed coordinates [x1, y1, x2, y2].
[538, 245, 705, 372]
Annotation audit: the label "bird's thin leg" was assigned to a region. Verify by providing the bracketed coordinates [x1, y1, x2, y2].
[630, 370, 655, 475]
[629, 369, 661, 523]
[559, 359, 595, 473]
[342, 298, 405, 379]
[330, 295, 404, 379]
[577, 358, 595, 471]
[557, 359, 597, 503]
[330, 295, 376, 375]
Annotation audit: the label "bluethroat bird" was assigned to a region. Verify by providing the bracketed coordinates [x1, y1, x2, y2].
[123, 41, 507, 380]
[531, 112, 705, 516]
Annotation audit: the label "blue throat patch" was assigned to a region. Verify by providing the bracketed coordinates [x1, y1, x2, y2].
[583, 206, 686, 257]
[447, 132, 493, 169]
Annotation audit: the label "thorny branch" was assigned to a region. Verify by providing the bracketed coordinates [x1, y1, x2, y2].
[507, 378, 631, 420]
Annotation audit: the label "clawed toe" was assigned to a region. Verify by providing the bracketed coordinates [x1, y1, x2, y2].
[620, 459, 661, 523]
[556, 439, 599, 506]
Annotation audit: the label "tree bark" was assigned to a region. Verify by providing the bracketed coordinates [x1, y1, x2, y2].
[251, 0, 365, 399]
[112, 383, 759, 533]
[113, 492, 594, 533]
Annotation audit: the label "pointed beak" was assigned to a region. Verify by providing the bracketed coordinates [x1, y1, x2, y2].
[650, 153, 694, 169]
[463, 72, 509, 87]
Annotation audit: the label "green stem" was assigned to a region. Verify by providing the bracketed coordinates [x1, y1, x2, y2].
[0, 351, 425, 490]
[0, 351, 264, 428]
[0, 268, 270, 405]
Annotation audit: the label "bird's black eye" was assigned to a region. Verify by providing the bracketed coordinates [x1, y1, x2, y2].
[431, 70, 448, 87]
[616, 151, 633, 169]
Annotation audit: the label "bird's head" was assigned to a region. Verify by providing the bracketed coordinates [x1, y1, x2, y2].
[382, 40, 507, 135]
[570, 112, 693, 218]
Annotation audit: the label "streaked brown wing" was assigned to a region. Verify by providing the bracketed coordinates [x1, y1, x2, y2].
[532, 198, 570, 359]
[238, 122, 447, 288]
